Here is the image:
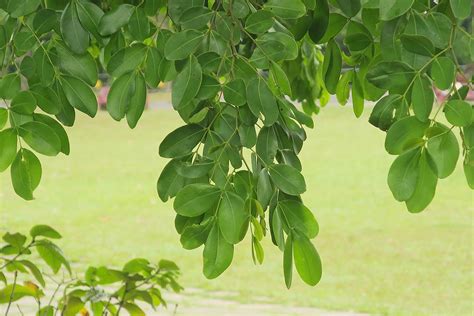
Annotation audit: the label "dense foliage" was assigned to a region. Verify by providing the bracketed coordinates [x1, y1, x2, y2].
[0, 225, 181, 315]
[0, 0, 472, 287]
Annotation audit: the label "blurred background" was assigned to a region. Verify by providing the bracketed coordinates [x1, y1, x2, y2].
[0, 90, 472, 316]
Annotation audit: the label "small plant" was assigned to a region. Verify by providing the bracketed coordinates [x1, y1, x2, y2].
[0, 225, 182, 315]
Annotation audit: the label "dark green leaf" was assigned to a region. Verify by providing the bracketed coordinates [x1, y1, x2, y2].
[99, 4, 134, 36]
[107, 44, 147, 78]
[61, 75, 98, 117]
[264, 0, 306, 19]
[218, 191, 248, 244]
[164, 30, 204, 61]
[269, 164, 306, 195]
[411, 75, 433, 122]
[380, 0, 414, 21]
[430, 57, 455, 90]
[444, 100, 472, 127]
[60, 2, 89, 54]
[126, 73, 147, 129]
[107, 72, 135, 121]
[245, 10, 274, 34]
[203, 224, 234, 279]
[426, 124, 459, 179]
[159, 124, 205, 158]
[174, 183, 221, 217]
[278, 200, 319, 238]
[246, 77, 278, 126]
[223, 79, 246, 106]
[283, 234, 293, 289]
[322, 39, 341, 94]
[172, 55, 202, 109]
[19, 121, 61, 156]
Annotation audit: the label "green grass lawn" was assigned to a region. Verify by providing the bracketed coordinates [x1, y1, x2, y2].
[1, 105, 472, 315]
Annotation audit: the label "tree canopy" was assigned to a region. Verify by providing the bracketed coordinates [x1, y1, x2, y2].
[0, 0, 472, 287]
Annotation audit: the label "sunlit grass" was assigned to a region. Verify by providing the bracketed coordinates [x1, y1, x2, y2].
[1, 105, 472, 315]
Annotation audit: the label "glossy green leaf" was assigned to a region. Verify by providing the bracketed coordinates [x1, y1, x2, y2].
[164, 30, 204, 61]
[159, 124, 205, 158]
[60, 2, 89, 54]
[172, 56, 202, 109]
[19, 121, 61, 156]
[264, 0, 306, 19]
[61, 75, 98, 117]
[99, 4, 134, 36]
[269, 164, 306, 195]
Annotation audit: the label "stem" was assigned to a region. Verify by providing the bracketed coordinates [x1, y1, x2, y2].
[5, 271, 18, 316]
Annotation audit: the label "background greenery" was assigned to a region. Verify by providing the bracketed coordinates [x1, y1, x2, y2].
[1, 103, 471, 316]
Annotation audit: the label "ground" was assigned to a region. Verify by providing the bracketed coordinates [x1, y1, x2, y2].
[0, 99, 472, 315]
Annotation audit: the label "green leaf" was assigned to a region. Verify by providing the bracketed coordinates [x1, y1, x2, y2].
[61, 76, 98, 117]
[157, 160, 186, 202]
[0, 108, 7, 129]
[257, 169, 274, 209]
[411, 75, 433, 122]
[99, 4, 134, 36]
[129, 7, 151, 41]
[352, 71, 364, 118]
[270, 61, 292, 97]
[246, 77, 278, 126]
[430, 57, 455, 90]
[400, 34, 434, 56]
[0, 284, 37, 303]
[385, 116, 429, 155]
[168, 0, 204, 23]
[30, 225, 62, 239]
[336, 70, 353, 105]
[380, 0, 414, 21]
[333, 0, 360, 17]
[283, 234, 293, 289]
[174, 183, 221, 217]
[0, 73, 21, 99]
[159, 124, 205, 158]
[278, 200, 319, 238]
[444, 100, 472, 127]
[264, 0, 306, 19]
[293, 233, 322, 286]
[322, 39, 342, 94]
[33, 114, 70, 155]
[107, 72, 135, 121]
[387, 148, 420, 201]
[60, 2, 89, 54]
[180, 219, 212, 250]
[366, 61, 415, 94]
[218, 191, 248, 244]
[32, 49, 55, 87]
[56, 44, 98, 86]
[10, 91, 36, 115]
[426, 124, 459, 179]
[369, 94, 404, 131]
[269, 164, 306, 195]
[107, 44, 147, 78]
[76, 0, 104, 41]
[6, 0, 40, 17]
[245, 10, 274, 34]
[203, 224, 234, 279]
[256, 126, 278, 164]
[63, 296, 85, 316]
[164, 30, 204, 61]
[30, 86, 60, 115]
[464, 152, 474, 189]
[223, 79, 246, 106]
[312, 11, 346, 44]
[145, 48, 163, 87]
[172, 55, 202, 109]
[19, 260, 46, 287]
[36, 239, 71, 274]
[450, 0, 471, 20]
[180, 7, 213, 30]
[10, 149, 42, 201]
[19, 121, 61, 156]
[126, 73, 147, 129]
[196, 75, 220, 100]
[0, 129, 17, 172]
[406, 151, 438, 213]
[33, 9, 57, 35]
